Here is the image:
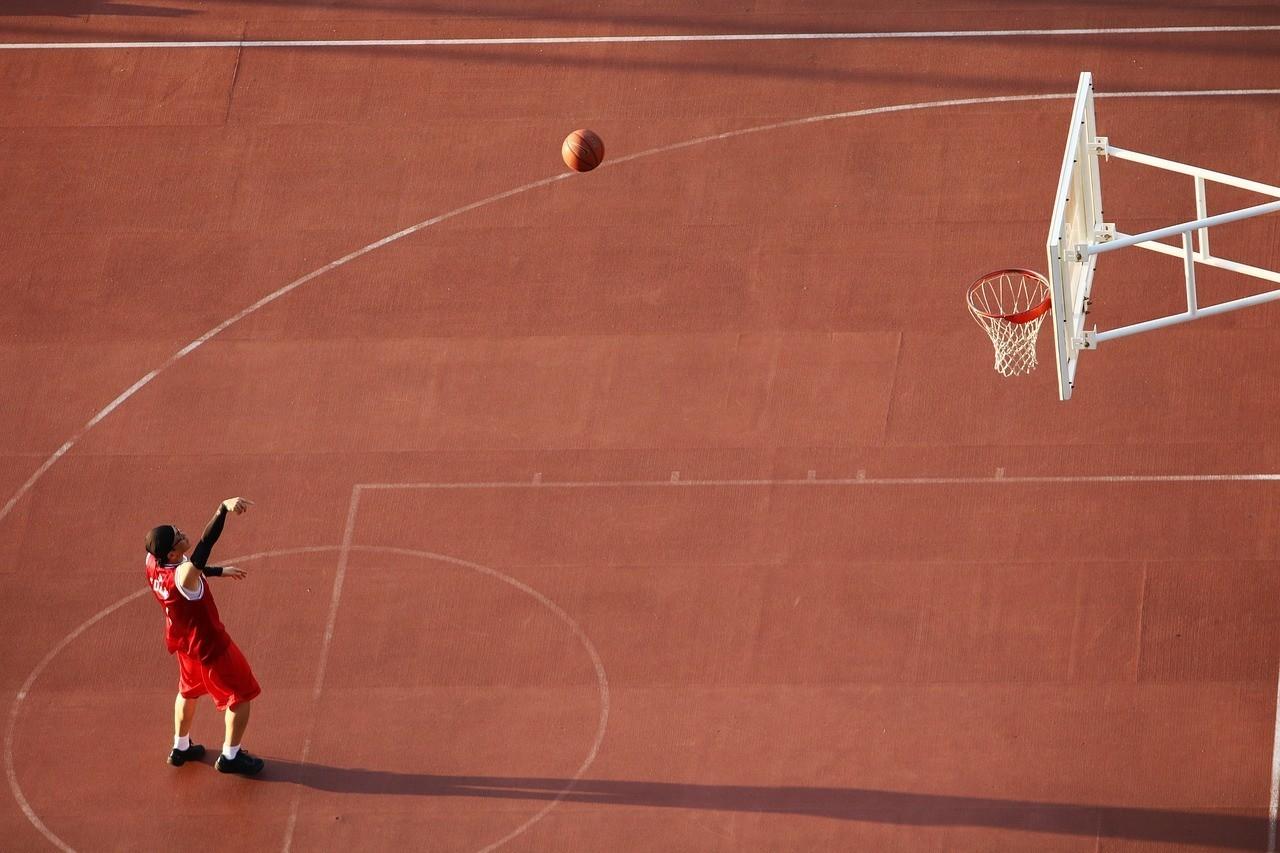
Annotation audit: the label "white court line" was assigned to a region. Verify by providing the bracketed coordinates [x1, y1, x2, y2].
[6, 543, 608, 853]
[278, 495, 611, 853]
[3, 589, 147, 853]
[366, 470, 1280, 850]
[8, 86, 1280, 527]
[280, 487, 364, 853]
[0, 171, 571, 527]
[1273, 664, 1280, 853]
[3, 546, 336, 853]
[356, 546, 611, 853]
[2, 25, 1280, 49]
[315, 488, 362, 705]
[4, 85, 1280, 849]
[359, 473, 1280, 489]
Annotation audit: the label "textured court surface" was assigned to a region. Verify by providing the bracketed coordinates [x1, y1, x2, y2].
[4, 3, 1280, 851]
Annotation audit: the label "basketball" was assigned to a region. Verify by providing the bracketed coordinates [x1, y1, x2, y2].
[562, 129, 604, 172]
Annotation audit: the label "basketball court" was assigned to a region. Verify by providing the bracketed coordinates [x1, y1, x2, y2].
[3, 3, 1280, 851]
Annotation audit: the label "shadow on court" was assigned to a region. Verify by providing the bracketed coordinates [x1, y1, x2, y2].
[259, 760, 1266, 850]
[0, 2, 191, 16]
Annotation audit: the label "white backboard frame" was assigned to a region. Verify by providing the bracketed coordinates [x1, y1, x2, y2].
[1044, 72, 1280, 401]
[1045, 73, 1103, 401]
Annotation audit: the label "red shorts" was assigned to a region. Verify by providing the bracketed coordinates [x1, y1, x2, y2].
[176, 641, 261, 711]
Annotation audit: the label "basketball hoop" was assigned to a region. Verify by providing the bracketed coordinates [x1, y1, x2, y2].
[967, 269, 1052, 376]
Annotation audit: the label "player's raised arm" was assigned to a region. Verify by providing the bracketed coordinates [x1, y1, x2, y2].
[190, 497, 253, 570]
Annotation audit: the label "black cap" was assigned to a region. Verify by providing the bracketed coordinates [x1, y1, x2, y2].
[145, 525, 176, 559]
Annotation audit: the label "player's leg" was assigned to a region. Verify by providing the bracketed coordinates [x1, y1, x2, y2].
[215, 699, 264, 775]
[175, 693, 197, 737]
[225, 700, 250, 750]
[168, 655, 208, 766]
[206, 641, 264, 775]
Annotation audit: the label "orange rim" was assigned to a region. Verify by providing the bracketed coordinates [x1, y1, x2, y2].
[967, 268, 1052, 325]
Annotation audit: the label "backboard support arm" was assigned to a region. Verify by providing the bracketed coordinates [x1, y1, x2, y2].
[1045, 73, 1280, 399]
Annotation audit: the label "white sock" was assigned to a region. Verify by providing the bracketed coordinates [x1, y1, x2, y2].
[222, 744, 240, 760]
[174, 735, 190, 751]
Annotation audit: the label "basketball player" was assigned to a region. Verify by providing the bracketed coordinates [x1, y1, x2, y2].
[145, 497, 264, 775]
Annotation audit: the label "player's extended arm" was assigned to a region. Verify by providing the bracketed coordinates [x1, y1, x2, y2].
[189, 497, 253, 571]
[189, 504, 228, 571]
[174, 504, 227, 593]
[201, 565, 248, 580]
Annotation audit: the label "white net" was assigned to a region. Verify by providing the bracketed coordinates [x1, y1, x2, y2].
[967, 269, 1052, 377]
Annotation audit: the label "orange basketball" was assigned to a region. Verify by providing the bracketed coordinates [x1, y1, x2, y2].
[562, 129, 605, 172]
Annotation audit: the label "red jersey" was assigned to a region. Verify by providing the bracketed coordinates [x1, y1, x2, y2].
[146, 554, 231, 663]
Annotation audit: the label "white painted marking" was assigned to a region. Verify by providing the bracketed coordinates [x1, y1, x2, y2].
[7, 544, 607, 853]
[5, 87, 1279, 530]
[2, 25, 1280, 50]
[0, 171, 569, 527]
[1096, 89, 1280, 99]
[359, 472, 1280, 845]
[602, 90, 1280, 174]
[315, 488, 362, 703]
[0, 440, 75, 526]
[357, 473, 1280, 490]
[533, 472, 543, 485]
[281, 493, 365, 852]
[1271, 666, 1280, 853]
[4, 546, 335, 853]
[807, 470, 817, 481]
[4, 591, 145, 853]
[355, 546, 609, 853]
[277, 536, 610, 853]
[280, 809, 300, 853]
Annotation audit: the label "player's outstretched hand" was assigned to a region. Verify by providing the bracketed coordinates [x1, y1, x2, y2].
[222, 497, 254, 515]
[223, 566, 248, 580]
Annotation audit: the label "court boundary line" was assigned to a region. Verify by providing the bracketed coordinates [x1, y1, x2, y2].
[2, 25, 1280, 50]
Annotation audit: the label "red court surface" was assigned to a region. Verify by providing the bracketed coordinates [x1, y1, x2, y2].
[4, 3, 1280, 851]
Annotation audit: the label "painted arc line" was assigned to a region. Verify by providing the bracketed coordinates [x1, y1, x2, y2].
[3, 24, 1280, 49]
[0, 169, 573, 526]
[352, 546, 610, 853]
[2, 86, 1279, 847]
[3, 545, 335, 853]
[6, 546, 609, 853]
[7, 85, 1280, 529]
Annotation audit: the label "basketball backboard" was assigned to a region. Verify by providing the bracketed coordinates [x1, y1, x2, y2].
[1045, 72, 1104, 401]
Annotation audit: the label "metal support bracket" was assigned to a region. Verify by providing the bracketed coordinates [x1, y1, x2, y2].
[1073, 329, 1098, 351]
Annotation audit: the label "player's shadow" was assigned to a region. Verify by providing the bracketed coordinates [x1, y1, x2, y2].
[262, 760, 1265, 849]
[0, 2, 191, 15]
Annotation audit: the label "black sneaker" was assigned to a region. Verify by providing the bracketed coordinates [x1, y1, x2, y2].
[167, 743, 206, 766]
[215, 749, 265, 776]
